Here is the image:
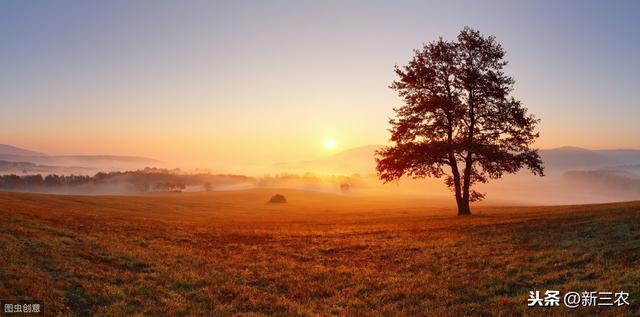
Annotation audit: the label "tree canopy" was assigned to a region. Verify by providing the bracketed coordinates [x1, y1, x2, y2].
[376, 27, 544, 215]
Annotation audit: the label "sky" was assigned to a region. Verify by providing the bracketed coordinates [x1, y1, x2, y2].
[1, 0, 639, 171]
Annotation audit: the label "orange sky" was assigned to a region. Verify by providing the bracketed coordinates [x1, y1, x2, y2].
[2, 1, 640, 172]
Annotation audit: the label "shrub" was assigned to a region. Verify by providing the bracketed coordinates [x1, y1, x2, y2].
[268, 194, 287, 203]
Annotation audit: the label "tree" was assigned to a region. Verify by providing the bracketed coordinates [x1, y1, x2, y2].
[376, 27, 544, 216]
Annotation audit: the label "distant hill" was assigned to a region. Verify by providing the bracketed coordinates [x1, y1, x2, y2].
[0, 154, 161, 171]
[0, 144, 160, 172]
[0, 144, 46, 156]
[540, 146, 640, 170]
[0, 160, 94, 175]
[274, 145, 640, 174]
[274, 145, 381, 175]
[39, 155, 159, 164]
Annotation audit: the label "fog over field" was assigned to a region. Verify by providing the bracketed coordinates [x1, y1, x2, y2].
[1, 144, 639, 205]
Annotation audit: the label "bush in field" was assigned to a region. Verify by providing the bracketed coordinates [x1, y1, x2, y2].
[268, 194, 287, 203]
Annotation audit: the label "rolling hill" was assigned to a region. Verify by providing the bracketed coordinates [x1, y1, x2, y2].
[273, 145, 381, 174]
[0, 144, 160, 173]
[0, 144, 46, 156]
[275, 145, 640, 175]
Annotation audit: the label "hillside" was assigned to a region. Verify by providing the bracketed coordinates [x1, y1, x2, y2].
[273, 145, 381, 175]
[0, 160, 93, 175]
[0, 144, 46, 156]
[274, 145, 640, 174]
[0, 144, 160, 173]
[0, 154, 161, 167]
[0, 190, 638, 316]
[541, 146, 640, 170]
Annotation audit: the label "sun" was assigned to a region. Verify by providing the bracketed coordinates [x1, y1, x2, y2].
[324, 138, 336, 150]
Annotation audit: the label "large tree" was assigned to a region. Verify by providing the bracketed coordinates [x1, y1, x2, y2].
[376, 27, 544, 215]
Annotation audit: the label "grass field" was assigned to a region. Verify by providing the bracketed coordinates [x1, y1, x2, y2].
[0, 189, 639, 316]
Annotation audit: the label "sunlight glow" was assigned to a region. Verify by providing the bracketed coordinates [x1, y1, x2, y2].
[325, 138, 336, 150]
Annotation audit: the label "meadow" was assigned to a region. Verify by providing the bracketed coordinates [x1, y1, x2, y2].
[0, 189, 639, 316]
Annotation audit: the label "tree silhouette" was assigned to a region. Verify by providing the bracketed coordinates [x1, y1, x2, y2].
[376, 27, 544, 215]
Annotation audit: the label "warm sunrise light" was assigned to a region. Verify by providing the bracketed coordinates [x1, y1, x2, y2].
[325, 138, 336, 151]
[2, 2, 640, 316]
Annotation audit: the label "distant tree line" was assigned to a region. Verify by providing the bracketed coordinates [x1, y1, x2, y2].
[0, 168, 362, 194]
[0, 168, 252, 192]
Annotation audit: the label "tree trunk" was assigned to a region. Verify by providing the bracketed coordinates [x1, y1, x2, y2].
[459, 167, 472, 216]
[457, 197, 472, 216]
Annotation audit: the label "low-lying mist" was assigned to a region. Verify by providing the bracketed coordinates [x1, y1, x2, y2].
[1, 165, 639, 206]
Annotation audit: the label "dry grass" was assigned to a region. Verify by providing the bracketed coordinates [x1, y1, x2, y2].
[0, 189, 639, 316]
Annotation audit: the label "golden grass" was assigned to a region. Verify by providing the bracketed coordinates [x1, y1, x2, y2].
[0, 189, 639, 316]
